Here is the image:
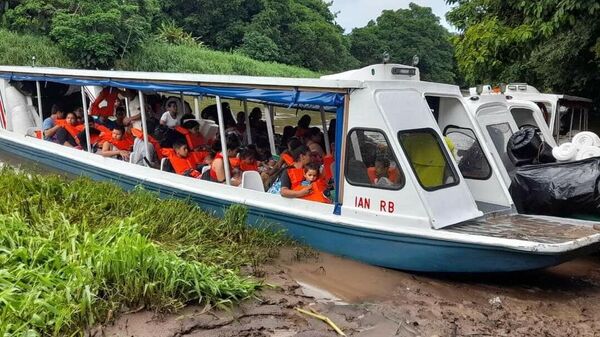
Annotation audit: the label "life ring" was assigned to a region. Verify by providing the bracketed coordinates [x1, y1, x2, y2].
[90, 88, 119, 117]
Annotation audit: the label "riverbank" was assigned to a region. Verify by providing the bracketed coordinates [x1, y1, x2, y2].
[0, 168, 288, 336]
[99, 249, 600, 337]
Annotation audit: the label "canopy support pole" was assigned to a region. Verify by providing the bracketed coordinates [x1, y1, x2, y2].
[216, 96, 231, 185]
[194, 96, 200, 120]
[80, 88, 92, 153]
[179, 92, 185, 115]
[35, 81, 43, 128]
[124, 97, 131, 118]
[243, 101, 252, 144]
[138, 90, 150, 161]
[320, 106, 331, 155]
[264, 105, 277, 155]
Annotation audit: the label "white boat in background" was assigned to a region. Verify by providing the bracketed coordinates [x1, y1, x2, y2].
[0, 63, 599, 273]
[502, 84, 592, 144]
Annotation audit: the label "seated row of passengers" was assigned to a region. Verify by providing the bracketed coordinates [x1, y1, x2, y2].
[41, 92, 400, 203]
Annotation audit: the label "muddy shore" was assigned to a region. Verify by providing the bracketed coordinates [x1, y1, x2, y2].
[96, 249, 600, 337]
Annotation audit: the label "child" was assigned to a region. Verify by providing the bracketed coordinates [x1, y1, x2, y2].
[160, 101, 179, 128]
[165, 141, 201, 178]
[373, 156, 393, 187]
[295, 162, 330, 204]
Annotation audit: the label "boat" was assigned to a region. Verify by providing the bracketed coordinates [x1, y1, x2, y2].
[1, 63, 599, 273]
[503, 83, 593, 144]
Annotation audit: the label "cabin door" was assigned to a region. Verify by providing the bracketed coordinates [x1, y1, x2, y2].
[375, 89, 482, 229]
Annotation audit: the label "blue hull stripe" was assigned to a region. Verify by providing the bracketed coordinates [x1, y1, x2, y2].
[0, 137, 593, 272]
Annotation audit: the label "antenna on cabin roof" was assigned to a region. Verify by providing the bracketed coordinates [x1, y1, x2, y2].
[412, 55, 420, 67]
[31, 56, 36, 67]
[382, 52, 390, 64]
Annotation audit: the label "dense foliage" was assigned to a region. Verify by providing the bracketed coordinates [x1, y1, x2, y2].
[0, 0, 457, 80]
[349, 3, 457, 83]
[0, 168, 288, 336]
[447, 0, 600, 103]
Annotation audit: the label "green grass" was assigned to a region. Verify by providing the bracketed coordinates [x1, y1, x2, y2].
[0, 30, 318, 78]
[116, 41, 319, 78]
[0, 30, 74, 68]
[0, 167, 289, 336]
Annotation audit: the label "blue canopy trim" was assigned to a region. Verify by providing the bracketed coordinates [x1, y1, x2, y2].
[0, 72, 347, 213]
[0, 73, 345, 108]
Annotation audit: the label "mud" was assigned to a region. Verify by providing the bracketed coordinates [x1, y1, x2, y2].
[95, 248, 600, 337]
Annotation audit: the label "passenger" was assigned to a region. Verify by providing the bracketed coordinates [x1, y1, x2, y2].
[235, 111, 246, 134]
[279, 126, 295, 153]
[130, 120, 160, 167]
[176, 117, 205, 151]
[160, 101, 180, 128]
[114, 106, 127, 128]
[280, 145, 312, 199]
[55, 112, 81, 147]
[367, 157, 397, 187]
[42, 104, 65, 142]
[238, 147, 259, 172]
[327, 118, 336, 149]
[295, 114, 311, 138]
[74, 107, 84, 124]
[197, 150, 215, 174]
[249, 107, 267, 139]
[306, 127, 325, 155]
[100, 126, 133, 161]
[164, 140, 201, 177]
[291, 162, 331, 204]
[206, 133, 242, 185]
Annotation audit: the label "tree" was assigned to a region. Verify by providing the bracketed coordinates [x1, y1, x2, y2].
[240, 0, 357, 72]
[447, 0, 600, 103]
[1, 0, 159, 69]
[348, 3, 457, 83]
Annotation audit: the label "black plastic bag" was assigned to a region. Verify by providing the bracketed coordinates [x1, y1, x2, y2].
[509, 158, 600, 216]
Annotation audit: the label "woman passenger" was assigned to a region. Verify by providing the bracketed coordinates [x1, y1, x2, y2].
[55, 112, 81, 147]
[306, 127, 325, 155]
[280, 145, 312, 199]
[206, 133, 242, 186]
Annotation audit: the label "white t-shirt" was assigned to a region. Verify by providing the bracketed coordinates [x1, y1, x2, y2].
[160, 111, 180, 128]
[128, 96, 143, 130]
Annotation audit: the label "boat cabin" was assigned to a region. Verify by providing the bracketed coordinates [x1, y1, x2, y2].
[504, 83, 593, 143]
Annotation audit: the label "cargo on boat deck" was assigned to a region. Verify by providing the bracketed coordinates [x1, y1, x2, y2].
[0, 63, 599, 272]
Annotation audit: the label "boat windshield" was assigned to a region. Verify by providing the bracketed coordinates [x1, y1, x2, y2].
[397, 128, 459, 191]
[486, 123, 515, 174]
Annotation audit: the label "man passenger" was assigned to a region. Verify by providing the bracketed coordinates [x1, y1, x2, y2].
[42, 104, 65, 142]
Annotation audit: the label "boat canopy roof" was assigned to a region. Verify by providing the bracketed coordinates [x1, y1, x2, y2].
[0, 66, 364, 110]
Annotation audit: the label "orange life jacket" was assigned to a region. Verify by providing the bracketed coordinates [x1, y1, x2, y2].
[287, 167, 331, 203]
[162, 148, 200, 177]
[131, 128, 163, 160]
[175, 126, 205, 150]
[281, 152, 294, 166]
[367, 167, 400, 184]
[240, 161, 259, 172]
[229, 157, 258, 172]
[107, 135, 134, 151]
[322, 154, 334, 181]
[90, 88, 119, 117]
[209, 152, 225, 182]
[55, 119, 82, 145]
[95, 124, 112, 135]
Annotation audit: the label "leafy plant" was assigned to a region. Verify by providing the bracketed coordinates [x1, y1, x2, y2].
[0, 167, 291, 336]
[155, 21, 201, 47]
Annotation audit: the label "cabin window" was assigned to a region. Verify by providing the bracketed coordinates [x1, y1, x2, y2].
[443, 126, 492, 180]
[344, 128, 404, 190]
[397, 128, 459, 191]
[486, 123, 515, 174]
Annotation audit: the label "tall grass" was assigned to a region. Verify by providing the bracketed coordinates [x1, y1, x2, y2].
[0, 168, 289, 336]
[116, 41, 320, 78]
[0, 30, 74, 68]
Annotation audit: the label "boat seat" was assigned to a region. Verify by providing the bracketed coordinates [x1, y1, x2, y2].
[201, 165, 210, 175]
[160, 157, 167, 171]
[26, 127, 42, 138]
[241, 171, 264, 192]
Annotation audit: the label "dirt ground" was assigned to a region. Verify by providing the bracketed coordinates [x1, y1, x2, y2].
[93, 248, 600, 337]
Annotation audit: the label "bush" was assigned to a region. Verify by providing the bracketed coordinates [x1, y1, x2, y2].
[0, 29, 73, 67]
[117, 41, 319, 77]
